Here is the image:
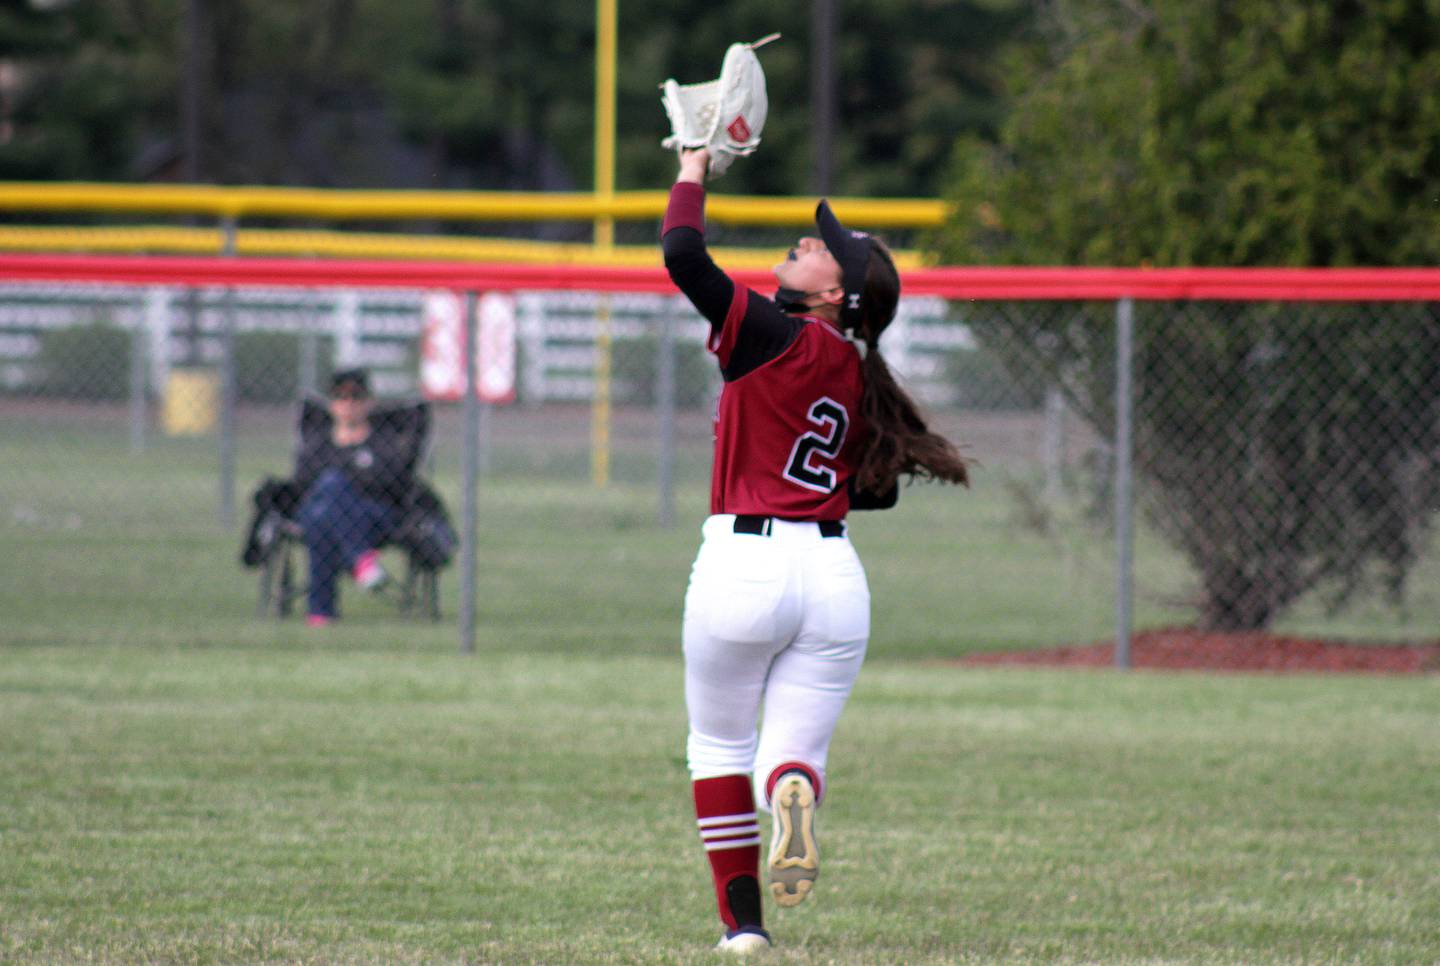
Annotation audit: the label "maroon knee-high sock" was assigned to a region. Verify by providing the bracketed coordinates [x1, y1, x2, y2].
[692, 774, 763, 931]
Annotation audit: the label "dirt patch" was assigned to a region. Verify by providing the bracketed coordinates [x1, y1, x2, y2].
[960, 627, 1440, 674]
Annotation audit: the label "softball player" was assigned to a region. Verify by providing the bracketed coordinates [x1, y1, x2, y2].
[663, 148, 970, 954]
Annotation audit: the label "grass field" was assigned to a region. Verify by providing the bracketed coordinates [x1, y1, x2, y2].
[3, 646, 1437, 964]
[2, 406, 1438, 963]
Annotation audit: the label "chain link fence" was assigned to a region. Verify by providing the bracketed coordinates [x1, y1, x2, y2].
[967, 298, 1440, 651]
[1, 279, 1435, 650]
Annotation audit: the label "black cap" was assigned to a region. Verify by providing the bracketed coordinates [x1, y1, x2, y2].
[815, 199, 873, 331]
[329, 367, 371, 395]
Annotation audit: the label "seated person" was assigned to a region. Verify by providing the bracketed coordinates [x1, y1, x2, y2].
[294, 368, 415, 626]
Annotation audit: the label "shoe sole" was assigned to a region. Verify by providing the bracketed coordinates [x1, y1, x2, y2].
[767, 774, 818, 907]
[716, 931, 771, 955]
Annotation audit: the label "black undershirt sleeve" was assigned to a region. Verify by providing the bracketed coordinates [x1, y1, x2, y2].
[662, 226, 804, 382]
[848, 478, 899, 511]
[661, 226, 732, 324]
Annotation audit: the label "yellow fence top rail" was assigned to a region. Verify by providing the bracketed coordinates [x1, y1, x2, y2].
[0, 224, 934, 270]
[0, 182, 948, 228]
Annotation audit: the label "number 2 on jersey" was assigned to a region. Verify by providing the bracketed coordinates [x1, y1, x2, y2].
[783, 397, 850, 493]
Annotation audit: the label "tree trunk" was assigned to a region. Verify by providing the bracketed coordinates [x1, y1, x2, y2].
[1199, 562, 1278, 631]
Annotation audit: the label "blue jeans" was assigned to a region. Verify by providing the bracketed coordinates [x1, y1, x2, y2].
[297, 469, 399, 618]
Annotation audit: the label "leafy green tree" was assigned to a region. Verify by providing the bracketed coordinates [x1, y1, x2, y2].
[939, 0, 1440, 630]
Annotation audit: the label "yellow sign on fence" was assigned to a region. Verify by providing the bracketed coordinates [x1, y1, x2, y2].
[162, 368, 219, 436]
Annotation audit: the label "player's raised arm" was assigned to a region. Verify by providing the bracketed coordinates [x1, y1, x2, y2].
[675, 146, 709, 186]
[660, 149, 734, 327]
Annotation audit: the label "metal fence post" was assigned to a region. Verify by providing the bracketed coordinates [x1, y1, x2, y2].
[218, 216, 238, 528]
[1043, 384, 1065, 505]
[334, 291, 361, 368]
[1114, 297, 1135, 669]
[459, 290, 480, 655]
[298, 328, 318, 399]
[145, 287, 171, 398]
[129, 305, 148, 454]
[657, 306, 677, 528]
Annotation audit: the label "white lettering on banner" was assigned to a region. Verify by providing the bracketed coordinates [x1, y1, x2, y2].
[420, 290, 466, 402]
[477, 291, 517, 404]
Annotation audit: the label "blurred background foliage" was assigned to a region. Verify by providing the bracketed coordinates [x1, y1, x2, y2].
[0, 0, 1024, 197]
[2, 0, 1435, 265]
[937, 0, 1440, 268]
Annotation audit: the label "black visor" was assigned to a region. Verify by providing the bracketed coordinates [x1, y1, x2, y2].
[815, 199, 872, 331]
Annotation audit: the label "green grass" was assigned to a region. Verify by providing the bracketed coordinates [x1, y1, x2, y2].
[2, 409, 1438, 963]
[1, 647, 1436, 964]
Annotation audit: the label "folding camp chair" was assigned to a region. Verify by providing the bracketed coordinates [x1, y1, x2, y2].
[241, 397, 456, 622]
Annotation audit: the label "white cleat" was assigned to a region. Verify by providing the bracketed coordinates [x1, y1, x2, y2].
[716, 927, 772, 955]
[767, 772, 819, 907]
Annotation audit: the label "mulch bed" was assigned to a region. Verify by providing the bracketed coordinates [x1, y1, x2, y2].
[959, 627, 1440, 674]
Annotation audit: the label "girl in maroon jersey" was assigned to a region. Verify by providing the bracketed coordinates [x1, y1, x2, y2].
[663, 147, 970, 954]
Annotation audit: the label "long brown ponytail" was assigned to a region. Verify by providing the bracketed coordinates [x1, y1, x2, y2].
[853, 241, 972, 492]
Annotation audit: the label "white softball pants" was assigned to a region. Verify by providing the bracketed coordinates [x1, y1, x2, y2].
[683, 514, 870, 811]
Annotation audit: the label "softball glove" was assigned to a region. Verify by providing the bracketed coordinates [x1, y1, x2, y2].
[660, 34, 779, 179]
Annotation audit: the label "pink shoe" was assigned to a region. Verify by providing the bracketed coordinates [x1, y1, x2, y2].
[352, 549, 389, 592]
[306, 614, 335, 628]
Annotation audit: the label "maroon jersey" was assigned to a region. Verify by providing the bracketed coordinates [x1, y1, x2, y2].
[661, 180, 869, 520]
[709, 300, 866, 518]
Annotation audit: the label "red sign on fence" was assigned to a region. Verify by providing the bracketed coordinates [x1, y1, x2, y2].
[420, 291, 516, 404]
[476, 291, 517, 404]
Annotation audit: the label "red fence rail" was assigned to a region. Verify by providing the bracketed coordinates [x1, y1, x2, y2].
[2, 253, 1440, 301]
